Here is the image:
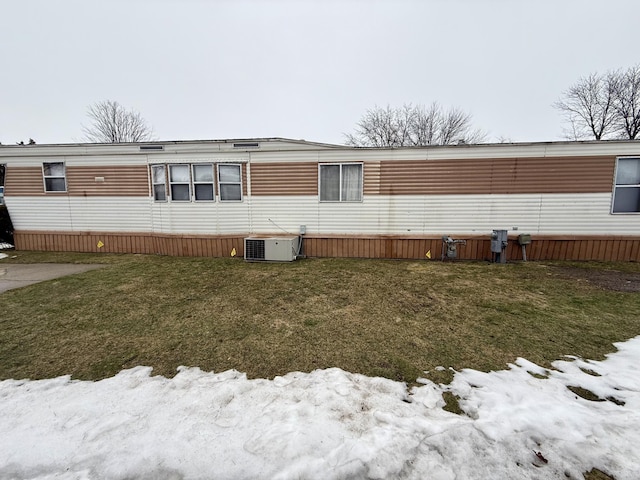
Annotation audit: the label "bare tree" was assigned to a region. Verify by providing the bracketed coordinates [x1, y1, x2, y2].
[555, 66, 640, 140]
[345, 103, 486, 147]
[554, 73, 617, 140]
[82, 100, 154, 143]
[611, 65, 640, 140]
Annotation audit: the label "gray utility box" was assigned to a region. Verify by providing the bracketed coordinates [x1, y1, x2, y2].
[518, 234, 532, 245]
[244, 236, 299, 262]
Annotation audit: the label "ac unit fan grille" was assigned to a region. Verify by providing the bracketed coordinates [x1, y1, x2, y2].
[245, 239, 265, 260]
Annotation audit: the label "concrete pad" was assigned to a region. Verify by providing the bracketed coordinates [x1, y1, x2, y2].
[0, 264, 104, 294]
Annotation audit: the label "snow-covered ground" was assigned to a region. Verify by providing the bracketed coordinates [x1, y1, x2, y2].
[1, 338, 639, 480]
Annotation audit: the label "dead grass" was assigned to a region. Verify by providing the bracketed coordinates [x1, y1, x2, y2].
[1, 252, 639, 387]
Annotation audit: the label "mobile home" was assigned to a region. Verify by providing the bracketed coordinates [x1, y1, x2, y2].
[1, 138, 638, 261]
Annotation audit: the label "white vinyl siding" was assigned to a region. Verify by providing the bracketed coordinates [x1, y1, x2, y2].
[319, 163, 362, 202]
[250, 193, 638, 236]
[612, 158, 640, 213]
[43, 162, 66, 192]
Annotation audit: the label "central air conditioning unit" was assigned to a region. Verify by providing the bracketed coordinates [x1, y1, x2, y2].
[244, 236, 299, 262]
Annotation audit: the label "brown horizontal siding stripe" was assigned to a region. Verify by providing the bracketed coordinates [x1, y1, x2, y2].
[67, 165, 149, 196]
[5, 166, 43, 195]
[250, 162, 318, 196]
[5, 165, 150, 196]
[250, 162, 380, 196]
[377, 156, 616, 195]
[363, 161, 381, 195]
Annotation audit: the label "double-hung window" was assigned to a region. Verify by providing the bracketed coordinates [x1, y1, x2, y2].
[192, 164, 215, 201]
[612, 158, 640, 213]
[151, 165, 167, 201]
[169, 164, 191, 201]
[218, 164, 242, 201]
[319, 163, 363, 202]
[151, 162, 243, 202]
[43, 162, 66, 192]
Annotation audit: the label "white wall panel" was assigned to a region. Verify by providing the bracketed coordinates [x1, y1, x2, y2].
[249, 193, 639, 236]
[150, 202, 250, 234]
[69, 197, 153, 231]
[249, 196, 317, 235]
[5, 197, 151, 232]
[5, 197, 73, 231]
[7, 193, 637, 237]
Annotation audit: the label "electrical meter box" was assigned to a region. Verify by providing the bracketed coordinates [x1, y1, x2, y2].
[491, 230, 508, 253]
[491, 229, 509, 264]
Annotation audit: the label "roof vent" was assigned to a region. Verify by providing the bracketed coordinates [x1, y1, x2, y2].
[233, 142, 259, 148]
[139, 145, 164, 151]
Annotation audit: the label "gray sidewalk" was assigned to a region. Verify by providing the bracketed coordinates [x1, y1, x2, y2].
[0, 263, 104, 293]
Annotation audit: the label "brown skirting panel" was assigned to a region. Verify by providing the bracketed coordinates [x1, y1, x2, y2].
[14, 231, 246, 258]
[303, 235, 640, 261]
[12, 231, 640, 261]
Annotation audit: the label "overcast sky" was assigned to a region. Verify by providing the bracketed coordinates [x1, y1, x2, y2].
[2, 0, 639, 146]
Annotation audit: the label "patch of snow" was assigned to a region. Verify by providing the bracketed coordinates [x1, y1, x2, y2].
[1, 338, 639, 479]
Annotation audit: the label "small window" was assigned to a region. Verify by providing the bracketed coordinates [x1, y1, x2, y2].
[192, 164, 215, 201]
[612, 158, 640, 213]
[169, 164, 191, 201]
[319, 163, 363, 202]
[151, 165, 167, 201]
[218, 164, 242, 201]
[43, 162, 66, 192]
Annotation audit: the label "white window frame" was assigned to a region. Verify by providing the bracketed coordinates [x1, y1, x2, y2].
[217, 163, 243, 202]
[611, 157, 640, 214]
[169, 164, 191, 202]
[319, 163, 363, 202]
[151, 165, 167, 202]
[192, 164, 215, 202]
[42, 162, 67, 193]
